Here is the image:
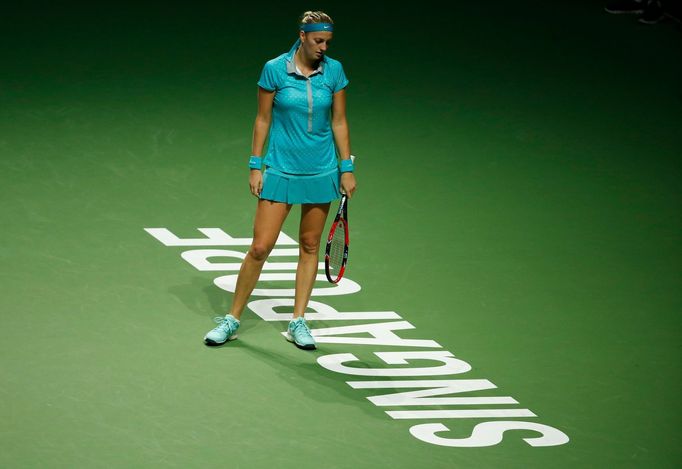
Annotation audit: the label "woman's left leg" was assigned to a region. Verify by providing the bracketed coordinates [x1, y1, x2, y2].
[293, 202, 331, 318]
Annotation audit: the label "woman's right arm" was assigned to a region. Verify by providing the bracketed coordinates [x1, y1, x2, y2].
[249, 87, 275, 197]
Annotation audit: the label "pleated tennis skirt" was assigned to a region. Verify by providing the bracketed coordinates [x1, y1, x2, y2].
[260, 167, 341, 204]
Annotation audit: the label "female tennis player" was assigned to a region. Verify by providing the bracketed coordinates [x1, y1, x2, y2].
[204, 11, 356, 350]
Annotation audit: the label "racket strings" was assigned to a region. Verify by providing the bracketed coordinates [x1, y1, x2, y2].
[328, 221, 346, 273]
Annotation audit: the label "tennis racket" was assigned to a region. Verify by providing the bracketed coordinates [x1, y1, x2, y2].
[325, 193, 349, 283]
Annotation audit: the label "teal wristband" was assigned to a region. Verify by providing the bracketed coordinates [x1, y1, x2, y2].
[340, 158, 354, 173]
[249, 156, 263, 170]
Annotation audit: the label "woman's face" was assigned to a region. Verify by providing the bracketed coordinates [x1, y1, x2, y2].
[299, 31, 333, 61]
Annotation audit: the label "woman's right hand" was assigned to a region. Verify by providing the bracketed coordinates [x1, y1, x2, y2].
[249, 169, 263, 198]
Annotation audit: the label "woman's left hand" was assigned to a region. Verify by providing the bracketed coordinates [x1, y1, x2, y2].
[341, 172, 356, 198]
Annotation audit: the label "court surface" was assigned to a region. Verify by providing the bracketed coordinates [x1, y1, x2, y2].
[1, 1, 681, 467]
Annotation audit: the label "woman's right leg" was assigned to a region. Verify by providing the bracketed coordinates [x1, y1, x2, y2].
[229, 199, 292, 320]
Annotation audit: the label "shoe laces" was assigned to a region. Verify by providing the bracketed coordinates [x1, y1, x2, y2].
[293, 318, 312, 336]
[213, 316, 236, 330]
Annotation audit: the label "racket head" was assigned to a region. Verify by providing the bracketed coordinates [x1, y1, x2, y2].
[325, 195, 349, 283]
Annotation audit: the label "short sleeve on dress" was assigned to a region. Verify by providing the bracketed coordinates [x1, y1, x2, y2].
[333, 63, 349, 94]
[257, 61, 278, 91]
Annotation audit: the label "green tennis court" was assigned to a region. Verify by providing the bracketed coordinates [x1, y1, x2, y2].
[1, 1, 680, 467]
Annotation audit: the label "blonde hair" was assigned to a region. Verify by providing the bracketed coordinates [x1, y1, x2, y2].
[299, 10, 334, 25]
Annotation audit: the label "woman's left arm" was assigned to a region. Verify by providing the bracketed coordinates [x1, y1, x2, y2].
[332, 89, 357, 198]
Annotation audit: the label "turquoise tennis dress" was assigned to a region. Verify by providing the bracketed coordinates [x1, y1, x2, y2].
[257, 38, 349, 204]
